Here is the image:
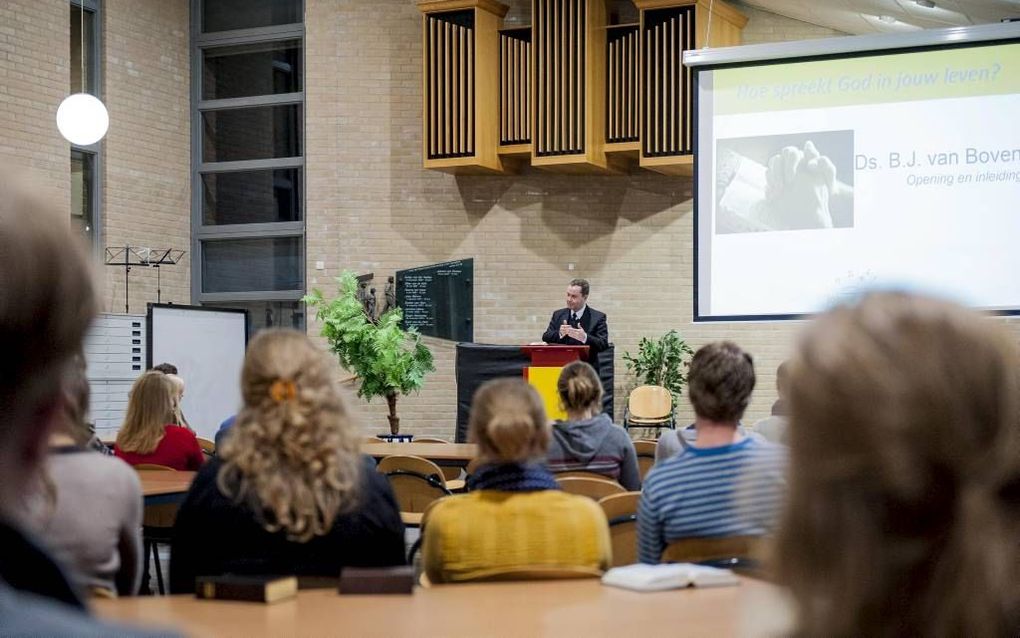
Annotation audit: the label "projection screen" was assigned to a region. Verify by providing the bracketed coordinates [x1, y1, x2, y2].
[687, 23, 1020, 321]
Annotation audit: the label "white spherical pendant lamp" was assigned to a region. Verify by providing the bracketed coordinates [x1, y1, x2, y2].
[57, 92, 109, 146]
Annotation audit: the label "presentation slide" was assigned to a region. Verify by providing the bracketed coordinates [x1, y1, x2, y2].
[695, 41, 1020, 320]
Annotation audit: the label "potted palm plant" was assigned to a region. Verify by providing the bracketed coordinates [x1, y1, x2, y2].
[304, 271, 435, 435]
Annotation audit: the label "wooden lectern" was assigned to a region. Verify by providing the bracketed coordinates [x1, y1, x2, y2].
[521, 345, 589, 421]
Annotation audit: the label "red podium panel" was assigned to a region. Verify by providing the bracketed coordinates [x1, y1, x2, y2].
[520, 344, 589, 367]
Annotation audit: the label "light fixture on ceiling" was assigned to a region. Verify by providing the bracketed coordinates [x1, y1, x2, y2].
[915, 0, 936, 8]
[57, 6, 108, 146]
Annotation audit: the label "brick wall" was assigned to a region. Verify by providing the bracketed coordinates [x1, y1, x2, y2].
[5, 1, 1018, 440]
[101, 0, 190, 315]
[0, 1, 190, 315]
[0, 1, 69, 200]
[304, 0, 876, 439]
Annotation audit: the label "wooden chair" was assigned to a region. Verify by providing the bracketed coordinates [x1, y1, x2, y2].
[623, 385, 674, 432]
[196, 437, 215, 458]
[633, 439, 657, 481]
[410, 437, 464, 487]
[553, 469, 611, 480]
[598, 492, 640, 567]
[556, 476, 625, 500]
[377, 455, 452, 526]
[132, 464, 178, 595]
[661, 535, 763, 565]
[134, 463, 177, 472]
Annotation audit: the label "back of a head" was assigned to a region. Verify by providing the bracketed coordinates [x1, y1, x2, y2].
[775, 361, 789, 397]
[687, 341, 756, 422]
[59, 355, 93, 447]
[152, 362, 178, 375]
[557, 361, 603, 414]
[116, 371, 175, 453]
[777, 292, 1020, 637]
[469, 378, 550, 464]
[0, 171, 95, 503]
[218, 329, 361, 542]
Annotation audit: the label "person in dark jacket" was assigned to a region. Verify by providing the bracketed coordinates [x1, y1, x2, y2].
[541, 279, 610, 360]
[546, 361, 640, 490]
[170, 330, 405, 593]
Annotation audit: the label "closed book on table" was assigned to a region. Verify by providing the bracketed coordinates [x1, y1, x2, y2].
[338, 566, 415, 594]
[195, 575, 298, 603]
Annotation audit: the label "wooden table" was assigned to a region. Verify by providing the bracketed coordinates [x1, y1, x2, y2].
[137, 470, 197, 506]
[95, 577, 772, 638]
[362, 442, 478, 467]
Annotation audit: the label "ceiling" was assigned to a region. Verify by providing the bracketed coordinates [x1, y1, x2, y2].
[735, 0, 1020, 34]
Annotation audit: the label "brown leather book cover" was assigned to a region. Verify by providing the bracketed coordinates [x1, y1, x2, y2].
[338, 566, 415, 595]
[195, 575, 298, 603]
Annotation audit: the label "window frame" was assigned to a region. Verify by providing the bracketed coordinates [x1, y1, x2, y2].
[190, 0, 306, 314]
[70, 0, 102, 258]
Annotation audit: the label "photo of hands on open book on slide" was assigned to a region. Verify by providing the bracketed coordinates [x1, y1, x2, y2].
[715, 130, 854, 234]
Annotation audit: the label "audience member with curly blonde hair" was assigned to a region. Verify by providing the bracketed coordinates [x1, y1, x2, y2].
[776, 292, 1020, 637]
[114, 371, 203, 471]
[169, 330, 405, 592]
[423, 378, 611, 583]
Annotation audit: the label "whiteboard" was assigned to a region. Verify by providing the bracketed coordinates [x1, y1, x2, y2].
[148, 304, 247, 440]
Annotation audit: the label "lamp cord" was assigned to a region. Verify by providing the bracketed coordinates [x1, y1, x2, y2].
[79, 3, 84, 93]
[703, 0, 715, 49]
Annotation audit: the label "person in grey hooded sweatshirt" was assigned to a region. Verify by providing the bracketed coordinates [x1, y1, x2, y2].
[546, 361, 641, 490]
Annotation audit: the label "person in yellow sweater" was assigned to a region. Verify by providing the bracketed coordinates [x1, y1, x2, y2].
[423, 379, 611, 583]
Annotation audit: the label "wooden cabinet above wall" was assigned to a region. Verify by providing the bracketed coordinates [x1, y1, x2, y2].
[418, 0, 745, 175]
[419, 0, 511, 174]
[635, 0, 747, 175]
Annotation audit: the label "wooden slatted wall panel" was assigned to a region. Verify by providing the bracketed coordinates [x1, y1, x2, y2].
[642, 7, 693, 157]
[426, 12, 475, 160]
[606, 26, 638, 144]
[499, 29, 531, 145]
[534, 0, 585, 157]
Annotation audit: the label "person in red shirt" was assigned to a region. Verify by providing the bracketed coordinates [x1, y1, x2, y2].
[114, 372, 204, 471]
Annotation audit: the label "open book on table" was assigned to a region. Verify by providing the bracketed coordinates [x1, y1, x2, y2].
[601, 563, 738, 592]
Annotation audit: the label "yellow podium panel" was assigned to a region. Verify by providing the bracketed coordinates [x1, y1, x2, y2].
[526, 366, 566, 422]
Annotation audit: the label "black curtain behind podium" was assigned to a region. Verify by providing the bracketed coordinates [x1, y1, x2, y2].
[454, 343, 615, 443]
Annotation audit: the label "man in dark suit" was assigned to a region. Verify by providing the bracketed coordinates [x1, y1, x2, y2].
[541, 278, 609, 360]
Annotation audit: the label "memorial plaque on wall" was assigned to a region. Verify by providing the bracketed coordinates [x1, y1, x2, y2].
[396, 259, 473, 342]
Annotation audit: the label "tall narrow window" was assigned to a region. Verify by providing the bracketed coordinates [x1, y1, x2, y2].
[192, 0, 305, 334]
[71, 150, 95, 242]
[70, 0, 101, 255]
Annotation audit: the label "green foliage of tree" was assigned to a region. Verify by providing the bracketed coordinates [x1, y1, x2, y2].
[622, 330, 694, 406]
[304, 271, 434, 434]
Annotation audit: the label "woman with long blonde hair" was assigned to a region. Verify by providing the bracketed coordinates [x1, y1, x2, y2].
[776, 292, 1020, 637]
[168, 330, 404, 592]
[114, 371, 203, 471]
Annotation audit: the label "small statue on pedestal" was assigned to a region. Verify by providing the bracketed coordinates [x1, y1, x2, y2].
[383, 276, 396, 315]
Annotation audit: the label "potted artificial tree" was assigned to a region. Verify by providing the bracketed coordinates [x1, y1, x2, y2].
[622, 330, 694, 408]
[304, 271, 435, 435]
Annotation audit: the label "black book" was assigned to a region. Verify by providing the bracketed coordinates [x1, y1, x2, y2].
[195, 574, 298, 603]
